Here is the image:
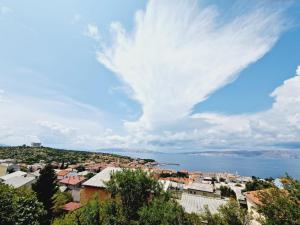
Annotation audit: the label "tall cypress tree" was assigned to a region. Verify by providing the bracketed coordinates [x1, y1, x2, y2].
[32, 164, 58, 224]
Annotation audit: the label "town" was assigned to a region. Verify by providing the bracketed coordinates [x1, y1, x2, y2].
[1, 143, 296, 225]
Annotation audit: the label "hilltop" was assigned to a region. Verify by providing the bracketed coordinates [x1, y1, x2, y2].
[0, 145, 134, 165]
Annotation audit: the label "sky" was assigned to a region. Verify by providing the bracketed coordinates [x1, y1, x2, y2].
[0, 0, 300, 152]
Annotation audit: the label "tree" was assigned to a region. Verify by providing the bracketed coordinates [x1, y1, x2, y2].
[13, 188, 46, 225]
[32, 164, 58, 224]
[0, 183, 45, 225]
[106, 168, 162, 221]
[75, 165, 85, 172]
[220, 186, 236, 199]
[0, 183, 15, 225]
[52, 192, 73, 215]
[100, 200, 126, 225]
[257, 187, 300, 225]
[243, 178, 273, 192]
[200, 199, 251, 225]
[138, 196, 193, 225]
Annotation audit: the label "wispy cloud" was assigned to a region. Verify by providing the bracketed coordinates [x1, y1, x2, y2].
[84, 24, 101, 40]
[98, 0, 286, 132]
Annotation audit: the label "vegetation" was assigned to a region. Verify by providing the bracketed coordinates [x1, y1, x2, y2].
[257, 176, 300, 225]
[52, 192, 73, 216]
[106, 168, 162, 221]
[32, 164, 58, 225]
[159, 171, 189, 178]
[138, 196, 193, 225]
[0, 163, 299, 225]
[0, 146, 133, 165]
[0, 183, 46, 225]
[219, 186, 236, 199]
[199, 199, 251, 225]
[243, 177, 273, 192]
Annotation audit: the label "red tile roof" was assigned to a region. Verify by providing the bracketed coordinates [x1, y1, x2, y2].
[57, 170, 70, 177]
[63, 202, 81, 211]
[60, 176, 85, 186]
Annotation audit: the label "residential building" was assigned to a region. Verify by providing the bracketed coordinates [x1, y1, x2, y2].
[178, 192, 227, 214]
[0, 171, 27, 181]
[3, 175, 36, 188]
[80, 167, 122, 203]
[31, 142, 42, 147]
[59, 176, 86, 202]
[184, 182, 219, 198]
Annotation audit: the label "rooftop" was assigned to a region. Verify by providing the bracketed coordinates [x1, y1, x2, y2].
[60, 176, 85, 186]
[3, 176, 36, 188]
[0, 171, 27, 181]
[178, 193, 227, 214]
[63, 202, 81, 211]
[184, 182, 214, 193]
[82, 167, 122, 188]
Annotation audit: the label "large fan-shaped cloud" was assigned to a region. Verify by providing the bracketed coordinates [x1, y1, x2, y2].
[98, 0, 286, 131]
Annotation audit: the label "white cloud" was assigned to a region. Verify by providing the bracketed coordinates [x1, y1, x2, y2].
[0, 93, 111, 148]
[97, 0, 286, 132]
[85, 24, 100, 40]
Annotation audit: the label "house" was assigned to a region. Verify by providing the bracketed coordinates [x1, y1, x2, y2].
[183, 182, 219, 198]
[62, 202, 81, 212]
[80, 167, 122, 203]
[178, 192, 227, 214]
[31, 142, 42, 147]
[0, 163, 20, 176]
[57, 170, 71, 180]
[3, 175, 36, 188]
[0, 171, 27, 181]
[59, 176, 86, 202]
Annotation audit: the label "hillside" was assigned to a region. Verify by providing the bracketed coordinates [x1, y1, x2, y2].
[0, 146, 133, 165]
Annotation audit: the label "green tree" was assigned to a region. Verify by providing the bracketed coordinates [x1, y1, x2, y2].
[257, 188, 300, 225]
[220, 186, 236, 199]
[106, 168, 162, 221]
[13, 188, 46, 225]
[32, 164, 58, 224]
[0, 183, 15, 225]
[200, 199, 251, 225]
[0, 183, 45, 225]
[138, 196, 193, 225]
[243, 178, 273, 192]
[52, 192, 73, 215]
[101, 200, 126, 225]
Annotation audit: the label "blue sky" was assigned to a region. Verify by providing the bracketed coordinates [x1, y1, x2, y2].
[0, 0, 300, 151]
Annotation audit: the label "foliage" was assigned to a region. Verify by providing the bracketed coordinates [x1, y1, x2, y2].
[85, 172, 96, 179]
[106, 168, 162, 221]
[75, 165, 85, 172]
[160, 171, 189, 178]
[243, 178, 273, 192]
[32, 164, 58, 224]
[0, 146, 134, 165]
[138, 196, 193, 225]
[0, 183, 46, 225]
[200, 199, 251, 225]
[220, 186, 236, 199]
[257, 177, 300, 225]
[52, 200, 126, 225]
[52, 192, 73, 215]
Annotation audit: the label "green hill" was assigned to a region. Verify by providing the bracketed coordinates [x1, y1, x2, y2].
[0, 145, 133, 165]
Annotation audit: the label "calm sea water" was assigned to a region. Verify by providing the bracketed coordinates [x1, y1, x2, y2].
[100, 150, 300, 179]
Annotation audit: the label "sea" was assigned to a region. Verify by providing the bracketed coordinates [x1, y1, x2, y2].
[100, 150, 300, 179]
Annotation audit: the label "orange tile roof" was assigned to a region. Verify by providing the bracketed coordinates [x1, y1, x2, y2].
[57, 170, 70, 177]
[63, 202, 81, 211]
[60, 176, 85, 186]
